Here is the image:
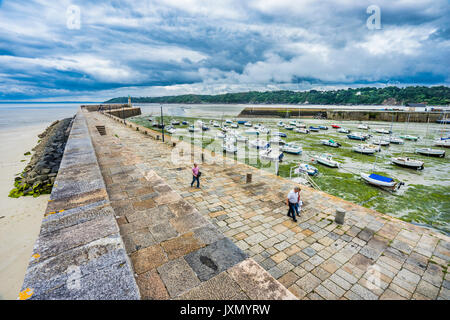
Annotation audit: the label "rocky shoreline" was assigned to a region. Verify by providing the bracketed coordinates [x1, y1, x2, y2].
[9, 117, 73, 198]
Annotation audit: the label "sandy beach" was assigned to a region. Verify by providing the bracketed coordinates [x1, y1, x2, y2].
[0, 124, 50, 300]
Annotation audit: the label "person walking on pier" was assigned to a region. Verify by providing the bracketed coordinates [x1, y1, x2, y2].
[286, 186, 300, 222]
[190, 163, 201, 188]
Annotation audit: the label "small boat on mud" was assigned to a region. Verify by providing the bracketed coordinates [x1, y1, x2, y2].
[171, 120, 180, 125]
[415, 148, 445, 157]
[314, 154, 340, 168]
[360, 173, 403, 190]
[245, 128, 259, 135]
[391, 157, 424, 170]
[294, 128, 309, 134]
[244, 122, 252, 127]
[188, 125, 200, 132]
[249, 139, 270, 149]
[320, 139, 341, 148]
[231, 123, 239, 128]
[271, 131, 287, 137]
[284, 125, 294, 131]
[213, 121, 220, 127]
[358, 124, 370, 130]
[277, 121, 284, 127]
[294, 163, 318, 176]
[259, 148, 284, 161]
[237, 120, 247, 124]
[347, 133, 367, 141]
[374, 128, 391, 134]
[372, 139, 390, 146]
[282, 143, 303, 155]
[318, 125, 328, 130]
[389, 137, 404, 144]
[434, 138, 450, 148]
[296, 123, 306, 128]
[331, 124, 341, 128]
[269, 136, 286, 145]
[352, 144, 376, 154]
[338, 128, 350, 134]
[309, 126, 320, 132]
[400, 135, 419, 141]
[182, 120, 188, 125]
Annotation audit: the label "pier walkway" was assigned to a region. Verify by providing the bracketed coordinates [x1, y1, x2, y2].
[87, 111, 450, 300]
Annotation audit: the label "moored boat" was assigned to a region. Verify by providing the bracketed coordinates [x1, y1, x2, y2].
[282, 143, 303, 155]
[320, 139, 341, 148]
[347, 133, 367, 141]
[391, 157, 424, 170]
[294, 128, 309, 134]
[244, 122, 252, 127]
[415, 148, 445, 157]
[309, 126, 320, 132]
[400, 135, 419, 141]
[296, 123, 306, 128]
[389, 137, 404, 144]
[338, 128, 350, 134]
[358, 124, 369, 130]
[249, 139, 270, 149]
[372, 139, 390, 146]
[259, 148, 284, 161]
[374, 128, 391, 134]
[434, 138, 450, 148]
[360, 173, 403, 190]
[315, 154, 340, 168]
[269, 136, 286, 145]
[284, 125, 294, 130]
[331, 124, 341, 128]
[245, 128, 259, 135]
[318, 125, 328, 130]
[294, 163, 318, 176]
[352, 144, 376, 154]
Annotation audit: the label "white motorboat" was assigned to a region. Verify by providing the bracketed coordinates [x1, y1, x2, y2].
[374, 128, 391, 134]
[231, 123, 239, 128]
[171, 120, 180, 125]
[315, 154, 340, 168]
[270, 131, 287, 137]
[360, 173, 403, 190]
[372, 139, 390, 146]
[338, 128, 350, 134]
[284, 125, 294, 130]
[294, 163, 318, 176]
[225, 119, 232, 124]
[282, 143, 303, 155]
[223, 143, 238, 153]
[320, 139, 341, 148]
[245, 129, 259, 135]
[213, 121, 220, 127]
[415, 148, 445, 157]
[434, 138, 450, 148]
[294, 128, 309, 134]
[259, 148, 284, 161]
[249, 139, 270, 149]
[296, 123, 306, 128]
[347, 133, 367, 141]
[269, 136, 286, 145]
[392, 157, 424, 170]
[166, 127, 177, 134]
[389, 137, 404, 144]
[358, 124, 370, 130]
[353, 144, 376, 154]
[235, 135, 249, 143]
[244, 122, 252, 127]
[289, 120, 297, 126]
[277, 121, 284, 127]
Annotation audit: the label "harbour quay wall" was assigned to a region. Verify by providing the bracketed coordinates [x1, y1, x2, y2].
[18, 109, 140, 300]
[81, 104, 142, 119]
[238, 107, 444, 122]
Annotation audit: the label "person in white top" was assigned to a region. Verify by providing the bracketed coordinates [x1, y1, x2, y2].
[286, 187, 300, 222]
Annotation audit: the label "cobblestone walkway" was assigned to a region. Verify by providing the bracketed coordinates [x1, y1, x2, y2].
[91, 111, 450, 300]
[86, 111, 295, 300]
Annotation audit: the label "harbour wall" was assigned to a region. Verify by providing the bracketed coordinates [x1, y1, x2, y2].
[81, 104, 142, 119]
[238, 107, 445, 122]
[18, 109, 140, 300]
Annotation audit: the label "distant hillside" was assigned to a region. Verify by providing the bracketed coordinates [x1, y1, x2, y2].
[104, 86, 450, 105]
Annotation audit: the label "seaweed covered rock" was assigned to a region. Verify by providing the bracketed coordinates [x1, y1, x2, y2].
[9, 117, 74, 198]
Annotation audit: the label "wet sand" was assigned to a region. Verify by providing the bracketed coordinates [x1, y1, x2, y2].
[0, 124, 49, 300]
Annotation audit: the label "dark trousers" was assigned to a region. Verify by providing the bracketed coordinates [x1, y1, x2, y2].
[191, 175, 200, 187]
[287, 202, 297, 221]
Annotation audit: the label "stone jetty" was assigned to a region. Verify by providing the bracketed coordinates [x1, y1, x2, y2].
[18, 106, 450, 300]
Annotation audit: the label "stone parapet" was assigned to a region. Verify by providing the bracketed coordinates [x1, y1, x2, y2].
[18, 110, 140, 300]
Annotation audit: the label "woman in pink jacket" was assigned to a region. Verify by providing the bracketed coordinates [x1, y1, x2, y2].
[190, 163, 200, 188]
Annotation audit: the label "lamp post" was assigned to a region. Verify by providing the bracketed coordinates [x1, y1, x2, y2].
[161, 104, 165, 142]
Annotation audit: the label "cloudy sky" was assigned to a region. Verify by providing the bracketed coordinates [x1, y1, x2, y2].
[0, 0, 449, 101]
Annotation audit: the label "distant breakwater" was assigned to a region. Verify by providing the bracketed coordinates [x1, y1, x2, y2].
[81, 104, 141, 119]
[238, 107, 446, 123]
[9, 118, 73, 198]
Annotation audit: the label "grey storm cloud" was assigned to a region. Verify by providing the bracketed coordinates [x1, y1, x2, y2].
[0, 0, 449, 100]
